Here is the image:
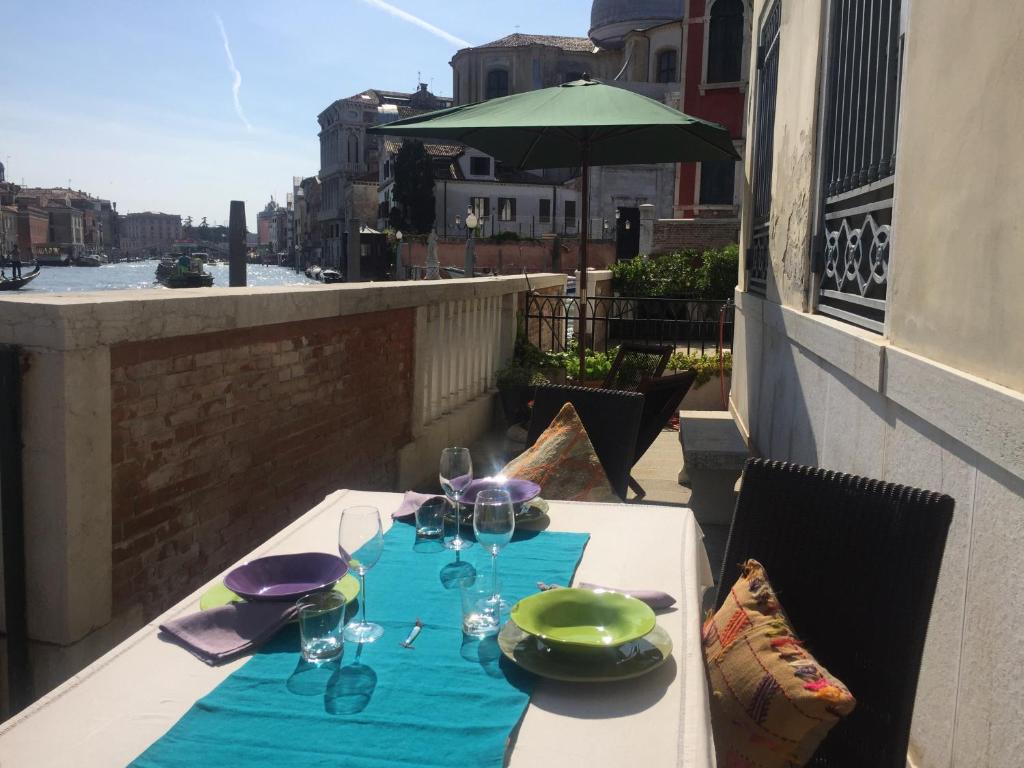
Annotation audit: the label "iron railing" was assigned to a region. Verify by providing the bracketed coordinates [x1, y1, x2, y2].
[747, 0, 781, 296]
[523, 293, 733, 356]
[815, 0, 904, 333]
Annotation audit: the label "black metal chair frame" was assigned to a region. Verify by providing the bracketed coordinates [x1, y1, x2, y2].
[601, 342, 674, 392]
[628, 370, 698, 499]
[714, 458, 954, 767]
[526, 384, 643, 501]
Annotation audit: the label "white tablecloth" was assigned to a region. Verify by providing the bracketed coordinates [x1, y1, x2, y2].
[0, 491, 715, 767]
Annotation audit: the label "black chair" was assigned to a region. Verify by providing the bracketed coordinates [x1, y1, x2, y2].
[715, 459, 954, 768]
[628, 370, 698, 498]
[602, 342, 673, 391]
[526, 384, 643, 500]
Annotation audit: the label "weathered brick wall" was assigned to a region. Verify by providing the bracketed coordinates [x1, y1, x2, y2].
[406, 238, 616, 274]
[653, 218, 739, 254]
[109, 309, 414, 620]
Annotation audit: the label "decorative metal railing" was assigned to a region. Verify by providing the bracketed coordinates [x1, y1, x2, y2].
[523, 293, 733, 357]
[815, 0, 904, 333]
[747, 0, 781, 296]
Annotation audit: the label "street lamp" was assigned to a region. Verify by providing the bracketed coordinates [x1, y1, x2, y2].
[394, 230, 404, 280]
[464, 208, 479, 278]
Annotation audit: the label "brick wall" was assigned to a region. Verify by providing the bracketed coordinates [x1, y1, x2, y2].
[406, 238, 616, 274]
[109, 309, 414, 620]
[653, 218, 739, 254]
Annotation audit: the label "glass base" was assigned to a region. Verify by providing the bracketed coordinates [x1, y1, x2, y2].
[344, 620, 384, 644]
[444, 535, 474, 551]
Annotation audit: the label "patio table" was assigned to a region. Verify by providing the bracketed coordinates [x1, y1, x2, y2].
[0, 490, 716, 767]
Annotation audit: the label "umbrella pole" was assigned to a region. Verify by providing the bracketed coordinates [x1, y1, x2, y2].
[577, 148, 589, 380]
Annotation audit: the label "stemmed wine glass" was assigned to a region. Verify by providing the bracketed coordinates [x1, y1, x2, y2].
[473, 488, 516, 611]
[440, 447, 474, 552]
[338, 505, 385, 643]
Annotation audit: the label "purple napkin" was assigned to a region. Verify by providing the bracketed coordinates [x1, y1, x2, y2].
[393, 491, 446, 520]
[159, 601, 299, 665]
[578, 582, 677, 611]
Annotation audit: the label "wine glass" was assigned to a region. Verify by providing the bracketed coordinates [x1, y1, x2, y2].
[440, 447, 474, 551]
[338, 505, 385, 643]
[473, 488, 515, 612]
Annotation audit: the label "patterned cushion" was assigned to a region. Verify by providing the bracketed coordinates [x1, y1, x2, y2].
[501, 402, 618, 503]
[704, 560, 856, 767]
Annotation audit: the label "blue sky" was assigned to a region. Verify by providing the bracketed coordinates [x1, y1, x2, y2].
[0, 0, 592, 223]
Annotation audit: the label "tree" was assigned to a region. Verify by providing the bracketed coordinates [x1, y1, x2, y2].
[392, 140, 435, 234]
[184, 216, 194, 229]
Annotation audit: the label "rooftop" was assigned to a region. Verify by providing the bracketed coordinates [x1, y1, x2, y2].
[473, 33, 596, 52]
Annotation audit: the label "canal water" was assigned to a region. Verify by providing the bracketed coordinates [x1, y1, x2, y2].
[12, 262, 318, 293]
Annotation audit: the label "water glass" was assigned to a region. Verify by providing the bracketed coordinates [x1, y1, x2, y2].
[298, 591, 346, 662]
[461, 579, 501, 638]
[415, 497, 446, 541]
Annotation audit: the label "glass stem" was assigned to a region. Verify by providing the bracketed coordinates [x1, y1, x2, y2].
[452, 496, 461, 542]
[359, 571, 367, 626]
[491, 550, 499, 599]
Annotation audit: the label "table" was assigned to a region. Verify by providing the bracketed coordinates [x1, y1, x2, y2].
[0, 491, 716, 767]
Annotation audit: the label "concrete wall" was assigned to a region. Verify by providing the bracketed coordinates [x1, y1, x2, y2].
[0, 273, 565, 710]
[734, 2, 1024, 766]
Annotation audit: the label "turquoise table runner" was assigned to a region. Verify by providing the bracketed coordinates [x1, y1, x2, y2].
[133, 522, 590, 767]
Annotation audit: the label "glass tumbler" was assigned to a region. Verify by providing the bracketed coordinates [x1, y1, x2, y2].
[298, 591, 346, 662]
[461, 579, 501, 638]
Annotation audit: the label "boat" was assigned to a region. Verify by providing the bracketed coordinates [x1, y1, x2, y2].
[304, 265, 322, 280]
[155, 256, 214, 289]
[0, 265, 42, 291]
[320, 269, 343, 284]
[74, 255, 103, 267]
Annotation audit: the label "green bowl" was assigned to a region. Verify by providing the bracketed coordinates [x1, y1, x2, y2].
[510, 588, 656, 648]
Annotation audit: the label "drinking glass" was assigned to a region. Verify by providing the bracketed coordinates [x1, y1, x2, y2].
[338, 505, 385, 643]
[473, 488, 515, 611]
[440, 447, 474, 551]
[297, 591, 346, 662]
[461, 577, 501, 638]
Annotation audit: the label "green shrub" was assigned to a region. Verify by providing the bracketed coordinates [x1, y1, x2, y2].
[611, 244, 739, 300]
[667, 351, 733, 388]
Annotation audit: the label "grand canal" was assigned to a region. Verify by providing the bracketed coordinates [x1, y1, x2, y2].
[10, 261, 317, 293]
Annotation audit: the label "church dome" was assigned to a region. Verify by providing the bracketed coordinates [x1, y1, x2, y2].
[589, 0, 683, 48]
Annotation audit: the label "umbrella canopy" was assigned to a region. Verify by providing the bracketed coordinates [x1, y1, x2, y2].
[368, 77, 739, 374]
[367, 78, 739, 169]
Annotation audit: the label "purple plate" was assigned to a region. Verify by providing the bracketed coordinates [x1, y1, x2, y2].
[224, 553, 348, 601]
[459, 477, 541, 507]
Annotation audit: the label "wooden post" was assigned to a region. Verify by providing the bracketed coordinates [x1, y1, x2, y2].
[228, 201, 246, 287]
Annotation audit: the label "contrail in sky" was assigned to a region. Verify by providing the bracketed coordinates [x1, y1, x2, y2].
[214, 14, 253, 132]
[358, 0, 472, 48]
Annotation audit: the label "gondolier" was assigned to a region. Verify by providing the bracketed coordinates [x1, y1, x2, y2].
[9, 244, 21, 279]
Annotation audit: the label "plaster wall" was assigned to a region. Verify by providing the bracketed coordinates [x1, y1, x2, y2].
[886, 2, 1024, 393]
[739, 0, 823, 309]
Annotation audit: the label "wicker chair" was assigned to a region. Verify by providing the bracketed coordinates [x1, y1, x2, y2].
[628, 370, 699, 498]
[715, 459, 954, 767]
[602, 342, 674, 392]
[526, 385, 643, 500]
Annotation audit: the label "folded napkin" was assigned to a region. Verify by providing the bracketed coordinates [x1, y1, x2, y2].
[538, 581, 676, 611]
[160, 601, 299, 665]
[392, 491, 446, 520]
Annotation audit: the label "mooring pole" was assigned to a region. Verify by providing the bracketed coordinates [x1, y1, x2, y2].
[229, 201, 247, 287]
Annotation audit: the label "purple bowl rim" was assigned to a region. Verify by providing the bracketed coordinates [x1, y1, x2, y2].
[460, 478, 541, 506]
[224, 552, 348, 601]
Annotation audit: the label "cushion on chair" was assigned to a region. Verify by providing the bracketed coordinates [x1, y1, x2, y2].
[704, 560, 856, 767]
[501, 402, 618, 503]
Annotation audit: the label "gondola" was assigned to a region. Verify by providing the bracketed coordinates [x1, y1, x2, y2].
[0, 265, 42, 291]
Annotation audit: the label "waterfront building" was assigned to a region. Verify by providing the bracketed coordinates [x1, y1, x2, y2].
[46, 202, 85, 256]
[379, 137, 579, 238]
[0, 205, 17, 256]
[16, 205, 48, 256]
[256, 198, 290, 255]
[296, 176, 322, 268]
[119, 212, 182, 256]
[317, 84, 452, 269]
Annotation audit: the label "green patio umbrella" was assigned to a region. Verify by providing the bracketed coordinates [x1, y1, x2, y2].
[368, 77, 738, 373]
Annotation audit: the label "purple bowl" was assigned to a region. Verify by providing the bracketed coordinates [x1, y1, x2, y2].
[460, 477, 541, 507]
[224, 552, 347, 602]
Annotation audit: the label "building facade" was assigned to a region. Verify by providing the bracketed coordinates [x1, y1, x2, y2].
[295, 176, 322, 268]
[317, 85, 452, 269]
[0, 205, 17, 257]
[733, 1, 1024, 765]
[46, 203, 84, 254]
[17, 206, 48, 255]
[119, 212, 182, 256]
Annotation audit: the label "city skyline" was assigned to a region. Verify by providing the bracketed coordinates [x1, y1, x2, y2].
[0, 0, 590, 223]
